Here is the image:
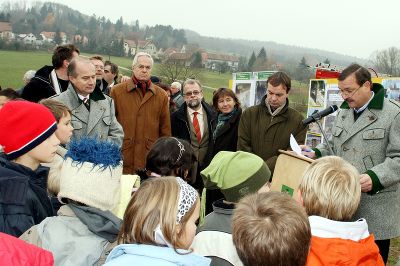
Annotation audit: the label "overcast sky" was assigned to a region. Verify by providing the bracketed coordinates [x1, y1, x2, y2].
[4, 0, 400, 58]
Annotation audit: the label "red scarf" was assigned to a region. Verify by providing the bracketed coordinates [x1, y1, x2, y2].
[132, 76, 152, 96]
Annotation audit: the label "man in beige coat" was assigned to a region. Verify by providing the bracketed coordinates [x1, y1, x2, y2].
[110, 52, 171, 174]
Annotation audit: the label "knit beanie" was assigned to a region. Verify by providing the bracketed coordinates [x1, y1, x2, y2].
[201, 151, 271, 203]
[0, 101, 57, 160]
[58, 137, 122, 211]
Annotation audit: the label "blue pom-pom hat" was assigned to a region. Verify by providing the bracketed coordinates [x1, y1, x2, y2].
[58, 137, 123, 211]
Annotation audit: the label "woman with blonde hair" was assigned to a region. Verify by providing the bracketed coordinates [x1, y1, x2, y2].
[105, 176, 210, 265]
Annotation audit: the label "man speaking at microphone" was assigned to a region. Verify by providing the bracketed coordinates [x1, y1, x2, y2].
[301, 63, 400, 264]
[238, 71, 307, 175]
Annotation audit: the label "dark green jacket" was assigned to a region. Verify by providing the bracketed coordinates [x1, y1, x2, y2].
[237, 97, 306, 173]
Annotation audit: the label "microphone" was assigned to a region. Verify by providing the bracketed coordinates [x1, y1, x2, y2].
[302, 105, 338, 126]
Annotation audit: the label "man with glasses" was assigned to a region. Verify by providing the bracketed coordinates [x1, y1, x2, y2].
[110, 52, 171, 174]
[22, 44, 80, 102]
[171, 79, 217, 189]
[301, 63, 400, 264]
[238, 71, 307, 175]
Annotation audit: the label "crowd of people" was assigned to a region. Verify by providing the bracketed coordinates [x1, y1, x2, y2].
[0, 44, 399, 266]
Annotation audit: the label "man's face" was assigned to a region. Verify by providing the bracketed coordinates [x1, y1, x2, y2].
[104, 65, 116, 84]
[338, 74, 371, 109]
[69, 62, 96, 97]
[91, 59, 104, 80]
[183, 83, 203, 110]
[266, 83, 288, 109]
[171, 85, 180, 94]
[132, 56, 152, 82]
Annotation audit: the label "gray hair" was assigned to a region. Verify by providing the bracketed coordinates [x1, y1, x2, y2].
[132, 52, 154, 67]
[183, 79, 202, 91]
[171, 81, 182, 91]
[23, 70, 36, 83]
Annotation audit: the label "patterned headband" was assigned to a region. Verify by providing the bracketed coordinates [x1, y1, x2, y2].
[173, 137, 185, 164]
[176, 177, 198, 222]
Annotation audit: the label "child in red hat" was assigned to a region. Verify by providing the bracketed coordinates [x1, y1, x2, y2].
[0, 100, 60, 237]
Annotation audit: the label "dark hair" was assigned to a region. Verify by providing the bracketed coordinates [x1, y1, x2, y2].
[339, 63, 372, 87]
[267, 71, 291, 93]
[0, 88, 20, 100]
[158, 83, 176, 110]
[212, 87, 241, 111]
[136, 137, 196, 181]
[104, 61, 119, 81]
[52, 44, 80, 69]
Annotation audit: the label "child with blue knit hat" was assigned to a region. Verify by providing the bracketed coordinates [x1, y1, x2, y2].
[0, 101, 60, 237]
[20, 137, 124, 265]
[191, 151, 271, 266]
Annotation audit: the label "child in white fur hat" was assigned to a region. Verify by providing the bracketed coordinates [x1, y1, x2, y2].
[20, 137, 123, 266]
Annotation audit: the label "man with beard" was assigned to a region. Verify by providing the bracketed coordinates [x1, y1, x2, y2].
[53, 57, 123, 146]
[90, 55, 109, 95]
[171, 79, 217, 189]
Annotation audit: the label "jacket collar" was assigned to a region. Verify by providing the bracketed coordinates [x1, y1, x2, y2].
[125, 78, 156, 94]
[106, 244, 211, 265]
[260, 95, 290, 117]
[340, 83, 384, 110]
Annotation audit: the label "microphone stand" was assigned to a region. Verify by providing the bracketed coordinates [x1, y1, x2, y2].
[311, 112, 335, 155]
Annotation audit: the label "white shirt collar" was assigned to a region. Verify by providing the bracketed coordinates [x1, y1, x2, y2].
[354, 91, 374, 113]
[187, 105, 204, 116]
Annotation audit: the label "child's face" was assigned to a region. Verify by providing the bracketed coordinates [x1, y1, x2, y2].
[180, 200, 200, 249]
[27, 133, 60, 163]
[56, 113, 73, 144]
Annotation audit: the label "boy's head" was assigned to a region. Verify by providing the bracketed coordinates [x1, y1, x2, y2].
[298, 156, 361, 221]
[39, 99, 73, 145]
[201, 151, 271, 203]
[232, 191, 311, 266]
[0, 101, 58, 161]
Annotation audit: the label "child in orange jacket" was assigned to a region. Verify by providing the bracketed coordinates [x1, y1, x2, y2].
[298, 156, 384, 266]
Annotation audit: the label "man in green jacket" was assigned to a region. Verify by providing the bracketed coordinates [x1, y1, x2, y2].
[237, 71, 306, 175]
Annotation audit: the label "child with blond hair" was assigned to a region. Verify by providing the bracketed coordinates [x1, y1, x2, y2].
[298, 156, 384, 265]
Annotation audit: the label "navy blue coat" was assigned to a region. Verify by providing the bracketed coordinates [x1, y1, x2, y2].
[0, 156, 54, 237]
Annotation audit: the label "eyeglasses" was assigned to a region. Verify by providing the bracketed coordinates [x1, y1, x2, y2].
[338, 83, 364, 97]
[184, 90, 202, 97]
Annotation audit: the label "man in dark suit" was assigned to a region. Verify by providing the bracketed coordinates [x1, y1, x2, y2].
[171, 79, 217, 189]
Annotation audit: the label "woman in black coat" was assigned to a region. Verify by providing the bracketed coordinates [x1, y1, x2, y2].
[204, 87, 242, 214]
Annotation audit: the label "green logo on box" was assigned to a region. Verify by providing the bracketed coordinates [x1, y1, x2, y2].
[281, 185, 294, 196]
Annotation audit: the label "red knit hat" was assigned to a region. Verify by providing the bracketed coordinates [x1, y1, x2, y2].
[0, 101, 57, 160]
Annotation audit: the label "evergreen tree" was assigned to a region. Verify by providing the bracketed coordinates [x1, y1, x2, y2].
[54, 28, 62, 45]
[248, 51, 256, 70]
[323, 58, 330, 64]
[257, 47, 267, 61]
[299, 56, 308, 68]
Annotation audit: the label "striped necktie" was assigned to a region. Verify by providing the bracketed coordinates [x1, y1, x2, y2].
[83, 97, 90, 110]
[193, 111, 202, 143]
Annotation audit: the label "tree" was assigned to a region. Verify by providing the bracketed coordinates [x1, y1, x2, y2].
[54, 28, 62, 45]
[299, 56, 308, 68]
[191, 51, 202, 68]
[248, 52, 256, 70]
[159, 60, 202, 84]
[323, 58, 330, 64]
[372, 47, 400, 76]
[257, 47, 267, 61]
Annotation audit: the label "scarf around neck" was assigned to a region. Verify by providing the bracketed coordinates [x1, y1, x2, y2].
[213, 107, 238, 140]
[132, 76, 152, 96]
